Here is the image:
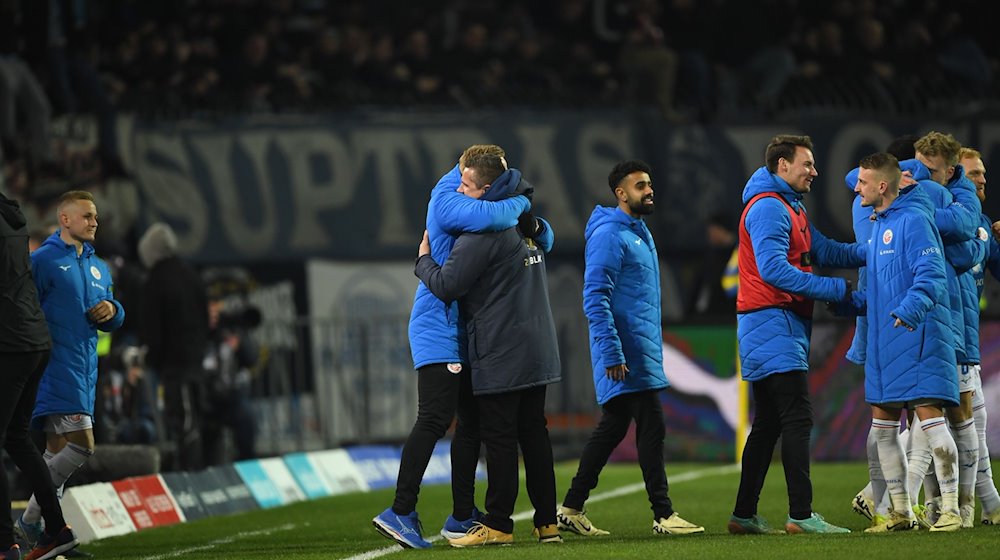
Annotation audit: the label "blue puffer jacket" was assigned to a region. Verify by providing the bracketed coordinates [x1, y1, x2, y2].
[408, 165, 551, 369]
[858, 191, 957, 406]
[30, 231, 125, 425]
[844, 159, 930, 364]
[738, 168, 864, 382]
[913, 173, 980, 361]
[583, 206, 667, 405]
[974, 213, 1000, 300]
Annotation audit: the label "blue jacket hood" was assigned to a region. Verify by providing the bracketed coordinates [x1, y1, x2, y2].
[585, 205, 636, 241]
[742, 167, 802, 208]
[481, 168, 530, 202]
[41, 230, 96, 258]
[844, 158, 931, 192]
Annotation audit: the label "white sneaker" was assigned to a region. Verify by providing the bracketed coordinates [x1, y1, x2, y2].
[652, 512, 704, 535]
[851, 491, 874, 521]
[961, 504, 975, 529]
[982, 508, 1000, 525]
[929, 511, 962, 532]
[557, 507, 609, 536]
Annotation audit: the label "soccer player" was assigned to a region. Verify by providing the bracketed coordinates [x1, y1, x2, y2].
[557, 160, 704, 538]
[17, 190, 123, 556]
[961, 147, 1000, 524]
[849, 152, 961, 532]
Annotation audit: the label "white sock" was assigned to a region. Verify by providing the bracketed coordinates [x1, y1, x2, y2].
[921, 417, 959, 514]
[867, 426, 887, 516]
[974, 400, 1000, 514]
[950, 417, 979, 508]
[907, 418, 933, 506]
[872, 419, 911, 515]
[22, 443, 94, 524]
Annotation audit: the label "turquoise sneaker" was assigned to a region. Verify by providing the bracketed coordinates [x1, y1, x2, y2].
[728, 514, 782, 534]
[785, 513, 851, 534]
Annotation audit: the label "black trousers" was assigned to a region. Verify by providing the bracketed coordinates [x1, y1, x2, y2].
[733, 370, 813, 520]
[161, 367, 206, 471]
[0, 350, 66, 548]
[563, 390, 674, 519]
[393, 363, 478, 517]
[478, 385, 555, 533]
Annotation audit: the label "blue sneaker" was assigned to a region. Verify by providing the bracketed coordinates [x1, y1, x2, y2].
[372, 508, 432, 549]
[440, 507, 484, 539]
[784, 512, 850, 534]
[14, 515, 43, 548]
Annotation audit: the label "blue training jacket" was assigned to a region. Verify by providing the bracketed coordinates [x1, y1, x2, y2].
[857, 189, 957, 406]
[583, 206, 667, 404]
[30, 231, 125, 425]
[844, 159, 930, 364]
[408, 165, 553, 369]
[737, 168, 864, 382]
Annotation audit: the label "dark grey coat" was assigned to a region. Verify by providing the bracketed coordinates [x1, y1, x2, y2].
[414, 228, 561, 396]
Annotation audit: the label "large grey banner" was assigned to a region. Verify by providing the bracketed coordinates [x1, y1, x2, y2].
[129, 112, 1000, 262]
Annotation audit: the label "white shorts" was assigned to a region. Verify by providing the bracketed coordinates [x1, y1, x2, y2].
[959, 364, 980, 394]
[43, 414, 94, 434]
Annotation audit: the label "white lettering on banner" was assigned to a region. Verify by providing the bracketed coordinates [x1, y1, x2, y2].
[578, 123, 635, 201]
[723, 127, 800, 180]
[516, 125, 583, 239]
[280, 130, 357, 249]
[133, 133, 209, 255]
[825, 123, 893, 235]
[191, 132, 279, 256]
[350, 129, 423, 245]
[247, 281, 297, 350]
[418, 129, 493, 178]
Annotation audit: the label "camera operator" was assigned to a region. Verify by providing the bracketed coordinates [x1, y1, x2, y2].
[97, 345, 157, 445]
[202, 300, 261, 465]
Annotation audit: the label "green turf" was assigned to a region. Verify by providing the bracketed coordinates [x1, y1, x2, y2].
[82, 461, 1000, 559]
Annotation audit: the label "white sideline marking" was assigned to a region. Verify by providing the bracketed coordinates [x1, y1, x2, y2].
[347, 463, 739, 560]
[137, 522, 297, 560]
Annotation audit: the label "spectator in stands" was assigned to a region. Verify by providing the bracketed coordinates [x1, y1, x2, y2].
[616, 0, 682, 122]
[99, 345, 157, 445]
[20, 0, 127, 178]
[202, 297, 259, 465]
[19, 190, 122, 551]
[138, 222, 210, 471]
[1, 188, 78, 560]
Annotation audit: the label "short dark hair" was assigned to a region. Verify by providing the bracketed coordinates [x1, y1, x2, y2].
[859, 152, 901, 191]
[463, 152, 506, 187]
[885, 134, 919, 161]
[608, 160, 652, 193]
[765, 135, 813, 173]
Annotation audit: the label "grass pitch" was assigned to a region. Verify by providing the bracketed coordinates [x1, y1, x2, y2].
[83, 461, 999, 559]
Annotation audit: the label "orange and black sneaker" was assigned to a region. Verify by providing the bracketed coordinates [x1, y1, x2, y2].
[23, 525, 78, 560]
